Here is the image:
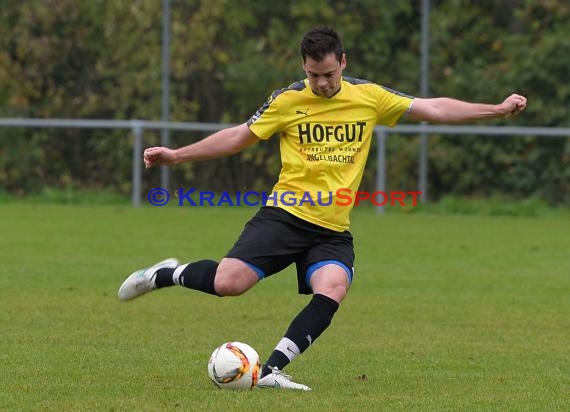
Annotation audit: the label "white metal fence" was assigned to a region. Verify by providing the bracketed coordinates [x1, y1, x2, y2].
[1, 118, 568, 212]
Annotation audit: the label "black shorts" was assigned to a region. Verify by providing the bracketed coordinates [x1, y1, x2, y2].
[225, 206, 355, 295]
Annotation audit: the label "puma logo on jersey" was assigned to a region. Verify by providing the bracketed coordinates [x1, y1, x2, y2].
[295, 108, 310, 116]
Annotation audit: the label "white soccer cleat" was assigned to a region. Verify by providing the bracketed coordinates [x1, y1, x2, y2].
[118, 258, 179, 301]
[256, 367, 311, 391]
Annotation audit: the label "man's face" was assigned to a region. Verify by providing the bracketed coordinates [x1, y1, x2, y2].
[303, 52, 346, 98]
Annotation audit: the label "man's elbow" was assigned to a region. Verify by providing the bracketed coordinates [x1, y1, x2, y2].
[410, 99, 446, 123]
[410, 109, 445, 123]
[228, 128, 258, 153]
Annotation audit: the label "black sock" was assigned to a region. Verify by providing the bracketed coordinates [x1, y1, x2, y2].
[262, 294, 339, 376]
[156, 260, 220, 296]
[155, 268, 175, 288]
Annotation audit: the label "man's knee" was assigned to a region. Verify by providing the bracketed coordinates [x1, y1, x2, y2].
[309, 264, 351, 303]
[214, 258, 259, 296]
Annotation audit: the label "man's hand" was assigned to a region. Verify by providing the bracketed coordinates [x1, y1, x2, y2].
[143, 147, 178, 169]
[497, 94, 527, 117]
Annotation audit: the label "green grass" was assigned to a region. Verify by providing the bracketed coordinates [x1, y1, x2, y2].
[399, 195, 565, 217]
[1, 204, 569, 411]
[0, 187, 129, 206]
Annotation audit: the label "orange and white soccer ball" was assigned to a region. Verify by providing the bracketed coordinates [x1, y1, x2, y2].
[207, 342, 261, 390]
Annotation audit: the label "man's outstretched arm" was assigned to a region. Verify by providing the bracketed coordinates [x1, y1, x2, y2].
[143, 123, 259, 168]
[408, 94, 527, 124]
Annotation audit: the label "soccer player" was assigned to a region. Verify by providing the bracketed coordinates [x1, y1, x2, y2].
[118, 27, 527, 390]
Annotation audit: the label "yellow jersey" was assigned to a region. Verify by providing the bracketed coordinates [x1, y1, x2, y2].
[247, 76, 413, 231]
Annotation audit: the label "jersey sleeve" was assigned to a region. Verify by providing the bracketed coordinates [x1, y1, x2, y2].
[375, 85, 414, 127]
[247, 91, 284, 140]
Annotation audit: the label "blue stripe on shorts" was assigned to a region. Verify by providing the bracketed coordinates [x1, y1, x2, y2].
[243, 261, 265, 279]
[305, 260, 353, 289]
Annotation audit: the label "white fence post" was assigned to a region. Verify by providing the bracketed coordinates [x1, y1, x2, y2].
[376, 128, 388, 214]
[131, 122, 143, 208]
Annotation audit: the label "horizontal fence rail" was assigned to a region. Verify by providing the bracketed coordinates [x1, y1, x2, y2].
[1, 118, 569, 209]
[374, 124, 570, 213]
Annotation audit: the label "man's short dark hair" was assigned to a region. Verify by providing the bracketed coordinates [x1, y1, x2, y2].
[300, 27, 344, 63]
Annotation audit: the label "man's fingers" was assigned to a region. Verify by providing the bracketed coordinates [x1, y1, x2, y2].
[503, 94, 527, 117]
[143, 147, 162, 168]
[143, 146, 174, 168]
[144, 147, 163, 156]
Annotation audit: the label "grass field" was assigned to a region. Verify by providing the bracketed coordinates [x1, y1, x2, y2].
[1, 204, 569, 411]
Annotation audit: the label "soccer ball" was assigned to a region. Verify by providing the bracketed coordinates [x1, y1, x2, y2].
[207, 341, 261, 390]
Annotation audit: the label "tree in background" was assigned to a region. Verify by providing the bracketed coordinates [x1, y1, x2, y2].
[0, 0, 568, 204]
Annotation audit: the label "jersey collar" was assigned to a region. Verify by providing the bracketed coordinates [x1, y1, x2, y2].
[306, 78, 343, 99]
